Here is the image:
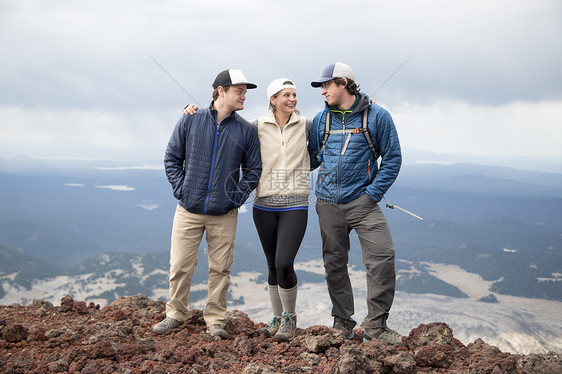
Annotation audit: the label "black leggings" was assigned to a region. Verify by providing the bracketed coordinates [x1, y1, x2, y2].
[252, 208, 308, 289]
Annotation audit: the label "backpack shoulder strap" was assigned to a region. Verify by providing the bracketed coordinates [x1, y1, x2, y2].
[319, 111, 331, 156]
[361, 107, 378, 159]
[320, 108, 378, 158]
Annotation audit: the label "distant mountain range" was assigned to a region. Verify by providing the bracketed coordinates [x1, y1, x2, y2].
[0, 156, 560, 298]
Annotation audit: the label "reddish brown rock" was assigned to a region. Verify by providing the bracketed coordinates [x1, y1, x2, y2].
[0, 295, 560, 373]
[413, 343, 455, 368]
[383, 351, 417, 374]
[334, 346, 373, 374]
[299, 326, 345, 353]
[32, 299, 54, 309]
[468, 337, 504, 357]
[2, 324, 28, 343]
[26, 325, 46, 342]
[405, 321, 462, 349]
[91, 339, 117, 359]
[73, 300, 89, 314]
[518, 351, 562, 374]
[59, 295, 74, 312]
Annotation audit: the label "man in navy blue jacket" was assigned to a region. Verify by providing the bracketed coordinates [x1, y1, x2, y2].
[308, 62, 403, 345]
[153, 69, 262, 339]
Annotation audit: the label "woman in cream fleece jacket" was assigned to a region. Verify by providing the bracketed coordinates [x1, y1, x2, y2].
[251, 78, 313, 342]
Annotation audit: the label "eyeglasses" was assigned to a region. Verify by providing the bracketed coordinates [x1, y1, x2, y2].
[321, 80, 334, 89]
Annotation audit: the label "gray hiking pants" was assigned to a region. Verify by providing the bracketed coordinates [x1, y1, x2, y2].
[316, 193, 396, 329]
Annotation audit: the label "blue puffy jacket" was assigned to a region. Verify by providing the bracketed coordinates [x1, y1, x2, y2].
[308, 94, 401, 204]
[164, 102, 262, 215]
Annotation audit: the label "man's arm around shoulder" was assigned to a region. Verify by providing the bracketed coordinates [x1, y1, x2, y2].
[235, 123, 262, 207]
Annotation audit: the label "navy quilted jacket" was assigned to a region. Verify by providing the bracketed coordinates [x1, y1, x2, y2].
[308, 94, 401, 204]
[164, 102, 262, 215]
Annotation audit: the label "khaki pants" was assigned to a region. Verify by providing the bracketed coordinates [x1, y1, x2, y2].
[165, 205, 238, 327]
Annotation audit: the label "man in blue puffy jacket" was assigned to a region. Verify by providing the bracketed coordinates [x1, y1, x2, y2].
[153, 69, 262, 339]
[308, 62, 403, 345]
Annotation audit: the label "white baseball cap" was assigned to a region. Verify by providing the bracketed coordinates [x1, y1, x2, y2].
[267, 78, 297, 111]
[267, 78, 296, 99]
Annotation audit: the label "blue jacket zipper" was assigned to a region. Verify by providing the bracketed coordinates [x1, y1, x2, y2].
[204, 114, 220, 214]
[336, 110, 352, 203]
[337, 113, 344, 203]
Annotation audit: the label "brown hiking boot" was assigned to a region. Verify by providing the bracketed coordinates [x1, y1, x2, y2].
[152, 317, 184, 334]
[333, 316, 355, 339]
[258, 316, 281, 338]
[274, 313, 297, 342]
[206, 324, 228, 339]
[363, 325, 404, 345]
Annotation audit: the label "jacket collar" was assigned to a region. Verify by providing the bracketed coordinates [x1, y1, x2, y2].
[326, 93, 371, 116]
[262, 111, 301, 127]
[209, 100, 237, 122]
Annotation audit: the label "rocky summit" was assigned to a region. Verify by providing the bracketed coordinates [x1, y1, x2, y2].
[0, 295, 560, 373]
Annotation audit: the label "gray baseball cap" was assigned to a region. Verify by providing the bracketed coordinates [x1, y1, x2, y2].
[311, 62, 355, 87]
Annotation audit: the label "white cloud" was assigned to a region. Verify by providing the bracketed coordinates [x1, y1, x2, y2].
[137, 203, 161, 211]
[0, 0, 561, 169]
[0, 105, 177, 161]
[393, 99, 562, 159]
[94, 185, 135, 191]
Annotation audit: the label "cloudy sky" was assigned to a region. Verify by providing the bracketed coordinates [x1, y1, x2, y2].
[1, 0, 561, 171]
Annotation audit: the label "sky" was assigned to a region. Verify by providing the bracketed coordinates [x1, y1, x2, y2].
[1, 0, 561, 171]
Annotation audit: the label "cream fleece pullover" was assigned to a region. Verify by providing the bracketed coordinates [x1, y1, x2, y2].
[251, 112, 312, 208]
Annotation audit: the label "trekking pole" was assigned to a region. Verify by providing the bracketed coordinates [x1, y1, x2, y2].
[383, 197, 424, 221]
[369, 53, 416, 98]
[145, 51, 202, 107]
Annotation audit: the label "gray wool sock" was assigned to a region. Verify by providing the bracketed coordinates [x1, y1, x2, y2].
[268, 284, 283, 316]
[278, 284, 298, 314]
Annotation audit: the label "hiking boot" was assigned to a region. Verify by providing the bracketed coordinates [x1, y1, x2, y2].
[258, 316, 282, 338]
[363, 325, 404, 345]
[152, 317, 184, 334]
[207, 324, 228, 339]
[274, 312, 297, 342]
[333, 316, 356, 339]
